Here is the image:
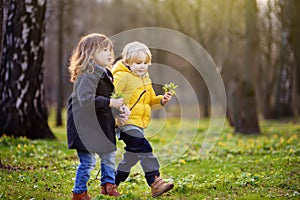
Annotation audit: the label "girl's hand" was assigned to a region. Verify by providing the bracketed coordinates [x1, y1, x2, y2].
[161, 91, 173, 105]
[109, 98, 123, 108]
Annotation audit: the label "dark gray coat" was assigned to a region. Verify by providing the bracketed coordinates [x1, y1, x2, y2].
[67, 66, 116, 153]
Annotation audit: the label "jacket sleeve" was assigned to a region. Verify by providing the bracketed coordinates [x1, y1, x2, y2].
[149, 86, 164, 109]
[76, 74, 110, 109]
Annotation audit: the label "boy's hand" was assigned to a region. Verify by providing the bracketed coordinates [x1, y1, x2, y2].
[117, 105, 130, 125]
[119, 105, 130, 116]
[161, 91, 173, 105]
[109, 98, 123, 108]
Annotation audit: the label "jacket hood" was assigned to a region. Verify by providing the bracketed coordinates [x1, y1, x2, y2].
[112, 60, 149, 77]
[112, 60, 130, 76]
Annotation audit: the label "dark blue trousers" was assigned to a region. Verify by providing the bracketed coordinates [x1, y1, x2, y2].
[115, 129, 160, 186]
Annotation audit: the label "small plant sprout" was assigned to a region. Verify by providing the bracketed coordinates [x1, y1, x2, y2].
[162, 82, 178, 95]
[110, 91, 124, 99]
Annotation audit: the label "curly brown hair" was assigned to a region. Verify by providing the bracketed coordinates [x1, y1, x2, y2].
[68, 33, 113, 82]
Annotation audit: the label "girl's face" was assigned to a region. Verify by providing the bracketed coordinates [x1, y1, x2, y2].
[93, 46, 112, 67]
[128, 53, 149, 77]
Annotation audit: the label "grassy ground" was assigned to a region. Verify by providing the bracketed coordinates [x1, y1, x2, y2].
[0, 111, 299, 200]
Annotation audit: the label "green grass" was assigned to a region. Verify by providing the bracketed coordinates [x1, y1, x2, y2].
[0, 110, 300, 199]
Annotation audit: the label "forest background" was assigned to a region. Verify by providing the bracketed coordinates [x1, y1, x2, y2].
[1, 0, 300, 138]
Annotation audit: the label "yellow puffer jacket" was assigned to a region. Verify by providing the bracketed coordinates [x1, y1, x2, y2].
[112, 60, 163, 128]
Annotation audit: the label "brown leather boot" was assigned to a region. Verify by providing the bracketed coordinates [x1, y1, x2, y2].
[103, 183, 120, 197]
[72, 191, 91, 200]
[150, 176, 174, 197]
[100, 185, 107, 195]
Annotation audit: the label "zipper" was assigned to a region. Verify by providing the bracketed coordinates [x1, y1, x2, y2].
[141, 77, 147, 127]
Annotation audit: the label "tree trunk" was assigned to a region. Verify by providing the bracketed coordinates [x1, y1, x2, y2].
[274, 0, 294, 118]
[0, 0, 55, 139]
[289, 0, 300, 116]
[0, 0, 8, 61]
[234, 0, 260, 134]
[226, 80, 238, 127]
[263, 89, 274, 119]
[0, 1, 3, 60]
[260, 0, 278, 119]
[236, 81, 260, 134]
[56, 0, 64, 126]
[198, 81, 209, 118]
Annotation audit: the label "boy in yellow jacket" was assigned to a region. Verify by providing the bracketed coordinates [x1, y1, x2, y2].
[112, 41, 174, 197]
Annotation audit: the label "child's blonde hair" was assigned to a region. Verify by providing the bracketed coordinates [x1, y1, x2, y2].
[68, 33, 114, 82]
[122, 41, 151, 66]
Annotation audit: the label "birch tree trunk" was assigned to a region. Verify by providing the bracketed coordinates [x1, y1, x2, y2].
[0, 0, 55, 139]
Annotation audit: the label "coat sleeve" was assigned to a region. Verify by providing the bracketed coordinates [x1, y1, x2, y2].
[76, 74, 110, 109]
[95, 95, 110, 110]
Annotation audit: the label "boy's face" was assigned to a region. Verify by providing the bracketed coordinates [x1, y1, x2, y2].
[129, 53, 149, 77]
[94, 46, 112, 67]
